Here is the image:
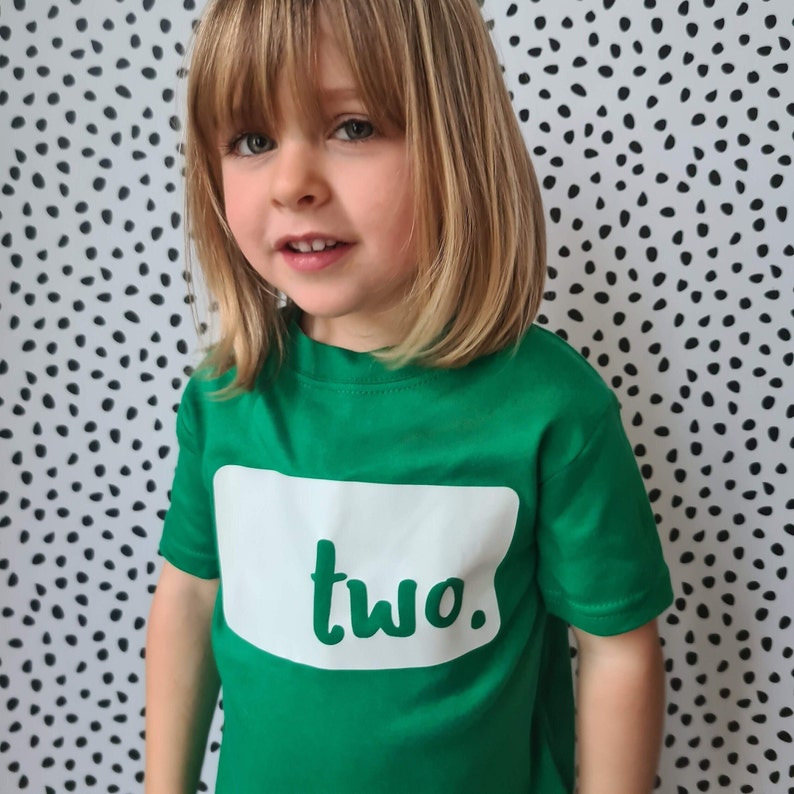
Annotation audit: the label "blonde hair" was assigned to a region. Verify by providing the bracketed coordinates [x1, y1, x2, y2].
[185, 0, 546, 390]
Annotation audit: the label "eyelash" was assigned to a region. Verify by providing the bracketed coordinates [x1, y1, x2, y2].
[333, 118, 376, 142]
[224, 132, 274, 158]
[224, 118, 376, 158]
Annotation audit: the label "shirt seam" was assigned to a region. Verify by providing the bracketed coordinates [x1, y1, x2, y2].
[539, 393, 617, 486]
[160, 538, 219, 574]
[543, 568, 671, 617]
[288, 369, 443, 395]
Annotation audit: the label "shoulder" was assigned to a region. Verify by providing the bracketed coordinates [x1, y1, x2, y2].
[479, 326, 623, 479]
[179, 365, 237, 409]
[500, 324, 616, 417]
[174, 364, 258, 440]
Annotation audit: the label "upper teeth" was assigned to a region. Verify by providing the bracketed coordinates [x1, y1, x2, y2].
[290, 239, 339, 253]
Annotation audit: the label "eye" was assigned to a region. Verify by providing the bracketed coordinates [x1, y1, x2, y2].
[232, 133, 275, 156]
[334, 119, 375, 142]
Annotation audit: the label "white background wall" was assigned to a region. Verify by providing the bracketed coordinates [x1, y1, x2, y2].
[1, 1, 791, 791]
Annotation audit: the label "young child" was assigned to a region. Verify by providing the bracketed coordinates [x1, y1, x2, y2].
[145, 0, 674, 792]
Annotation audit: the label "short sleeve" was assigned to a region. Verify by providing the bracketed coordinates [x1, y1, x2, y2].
[536, 396, 673, 635]
[158, 381, 220, 579]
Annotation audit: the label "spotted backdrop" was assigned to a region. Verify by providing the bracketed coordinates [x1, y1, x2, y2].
[0, 0, 791, 792]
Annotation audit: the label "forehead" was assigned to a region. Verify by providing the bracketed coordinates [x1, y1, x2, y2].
[277, 32, 362, 111]
[314, 36, 358, 94]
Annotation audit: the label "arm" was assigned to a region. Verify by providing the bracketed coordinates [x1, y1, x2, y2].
[145, 560, 221, 794]
[571, 619, 666, 794]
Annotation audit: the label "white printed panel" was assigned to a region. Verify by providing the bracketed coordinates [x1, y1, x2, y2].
[213, 466, 518, 670]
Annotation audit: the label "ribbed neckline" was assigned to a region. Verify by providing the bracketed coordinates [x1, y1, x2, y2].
[284, 320, 434, 386]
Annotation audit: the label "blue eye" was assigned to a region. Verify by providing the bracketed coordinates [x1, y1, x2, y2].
[234, 133, 274, 156]
[335, 119, 375, 141]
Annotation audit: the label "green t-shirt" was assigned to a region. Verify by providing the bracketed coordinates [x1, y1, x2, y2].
[159, 322, 673, 793]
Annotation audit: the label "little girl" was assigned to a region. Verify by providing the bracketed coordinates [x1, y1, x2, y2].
[145, 1, 673, 792]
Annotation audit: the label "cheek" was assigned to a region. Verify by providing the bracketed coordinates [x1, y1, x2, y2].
[221, 171, 257, 242]
[370, 165, 415, 246]
[221, 174, 243, 231]
[390, 180, 417, 255]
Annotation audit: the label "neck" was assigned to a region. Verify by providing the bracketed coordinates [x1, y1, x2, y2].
[300, 311, 407, 353]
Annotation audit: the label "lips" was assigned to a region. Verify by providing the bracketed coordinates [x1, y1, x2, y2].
[276, 233, 352, 273]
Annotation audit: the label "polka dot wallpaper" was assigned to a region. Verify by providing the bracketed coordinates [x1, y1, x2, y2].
[1, 1, 791, 791]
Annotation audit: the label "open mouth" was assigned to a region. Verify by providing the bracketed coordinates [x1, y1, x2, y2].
[286, 239, 344, 253]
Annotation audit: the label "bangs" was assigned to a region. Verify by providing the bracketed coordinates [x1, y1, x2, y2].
[188, 0, 408, 150]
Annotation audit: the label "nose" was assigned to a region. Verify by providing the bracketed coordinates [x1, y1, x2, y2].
[269, 140, 330, 210]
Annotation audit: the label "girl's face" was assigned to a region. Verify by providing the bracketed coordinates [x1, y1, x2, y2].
[220, 27, 417, 352]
